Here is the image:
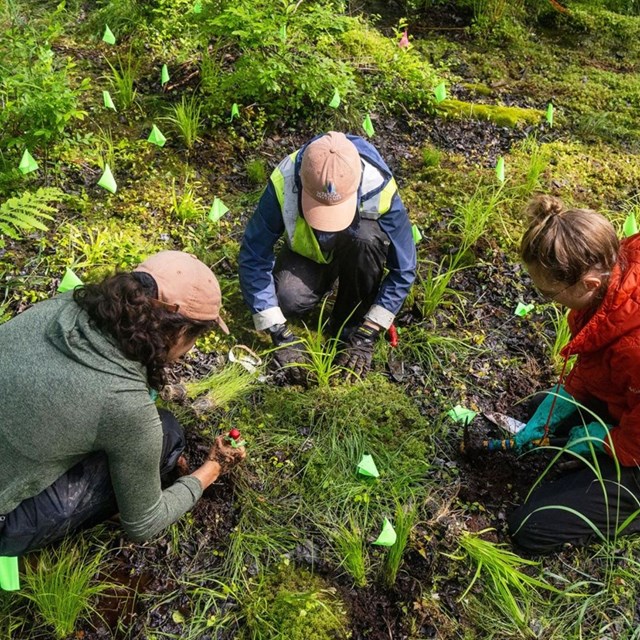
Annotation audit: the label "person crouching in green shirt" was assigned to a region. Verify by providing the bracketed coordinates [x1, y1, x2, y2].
[0, 251, 245, 556]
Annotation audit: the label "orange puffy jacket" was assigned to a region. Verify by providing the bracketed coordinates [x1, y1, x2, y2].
[562, 235, 640, 466]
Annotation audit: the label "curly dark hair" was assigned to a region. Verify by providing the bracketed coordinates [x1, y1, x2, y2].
[74, 272, 215, 389]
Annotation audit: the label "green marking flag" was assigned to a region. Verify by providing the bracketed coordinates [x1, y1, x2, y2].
[19, 149, 38, 175]
[98, 163, 117, 194]
[434, 82, 447, 103]
[193, 0, 203, 13]
[208, 197, 229, 222]
[495, 156, 505, 183]
[147, 124, 167, 147]
[623, 211, 638, 237]
[411, 223, 422, 245]
[546, 103, 554, 127]
[514, 302, 535, 317]
[357, 454, 379, 478]
[229, 103, 240, 121]
[329, 88, 341, 109]
[372, 518, 397, 547]
[103, 90, 116, 111]
[102, 25, 116, 45]
[362, 113, 375, 138]
[279, 23, 287, 41]
[58, 268, 84, 294]
[0, 557, 19, 591]
[447, 404, 477, 425]
[161, 64, 170, 86]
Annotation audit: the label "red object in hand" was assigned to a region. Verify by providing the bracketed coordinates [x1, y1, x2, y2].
[228, 428, 241, 441]
[388, 324, 398, 348]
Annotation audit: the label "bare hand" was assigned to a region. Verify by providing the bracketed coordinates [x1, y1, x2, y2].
[207, 435, 246, 475]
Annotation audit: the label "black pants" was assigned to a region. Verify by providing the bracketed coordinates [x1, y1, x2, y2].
[508, 394, 640, 553]
[274, 219, 390, 332]
[0, 409, 185, 556]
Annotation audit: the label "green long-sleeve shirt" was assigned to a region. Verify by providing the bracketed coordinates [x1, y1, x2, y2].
[0, 293, 203, 541]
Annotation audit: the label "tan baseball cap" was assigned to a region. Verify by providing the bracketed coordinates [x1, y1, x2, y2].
[300, 132, 362, 232]
[134, 251, 229, 334]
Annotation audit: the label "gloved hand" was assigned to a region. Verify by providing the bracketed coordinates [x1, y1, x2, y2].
[268, 323, 308, 386]
[565, 422, 610, 457]
[335, 323, 380, 381]
[514, 385, 578, 451]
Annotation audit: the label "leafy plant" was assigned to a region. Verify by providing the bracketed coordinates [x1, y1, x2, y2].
[417, 256, 466, 319]
[543, 304, 574, 375]
[0, 187, 61, 240]
[22, 539, 112, 639]
[451, 529, 563, 626]
[105, 49, 138, 110]
[171, 176, 205, 221]
[166, 94, 203, 149]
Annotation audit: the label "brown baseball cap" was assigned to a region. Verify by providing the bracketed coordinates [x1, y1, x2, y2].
[134, 251, 229, 334]
[300, 132, 362, 232]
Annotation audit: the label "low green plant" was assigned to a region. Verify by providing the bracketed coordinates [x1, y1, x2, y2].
[0, 187, 61, 240]
[422, 144, 442, 169]
[184, 362, 258, 409]
[325, 516, 369, 587]
[106, 49, 138, 110]
[383, 500, 419, 587]
[22, 539, 112, 639]
[451, 529, 563, 627]
[245, 157, 268, 185]
[166, 94, 203, 150]
[451, 183, 505, 251]
[417, 256, 466, 319]
[171, 177, 204, 221]
[543, 304, 574, 375]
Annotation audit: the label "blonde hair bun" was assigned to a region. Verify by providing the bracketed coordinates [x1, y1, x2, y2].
[526, 195, 565, 224]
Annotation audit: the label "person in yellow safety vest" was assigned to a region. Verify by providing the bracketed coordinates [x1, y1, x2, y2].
[238, 131, 417, 383]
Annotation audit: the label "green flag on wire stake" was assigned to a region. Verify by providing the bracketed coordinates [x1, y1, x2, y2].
[208, 197, 229, 222]
[372, 518, 397, 547]
[447, 404, 477, 425]
[546, 103, 554, 127]
[98, 164, 117, 194]
[147, 124, 167, 147]
[229, 103, 240, 121]
[279, 23, 287, 41]
[623, 211, 638, 237]
[411, 224, 422, 244]
[102, 25, 116, 45]
[362, 114, 375, 137]
[495, 156, 505, 183]
[19, 149, 38, 175]
[329, 88, 340, 109]
[161, 64, 170, 86]
[58, 268, 84, 294]
[434, 82, 447, 103]
[356, 454, 379, 478]
[0, 557, 20, 591]
[514, 302, 535, 317]
[103, 90, 116, 111]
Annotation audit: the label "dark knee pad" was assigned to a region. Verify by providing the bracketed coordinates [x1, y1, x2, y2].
[158, 409, 186, 476]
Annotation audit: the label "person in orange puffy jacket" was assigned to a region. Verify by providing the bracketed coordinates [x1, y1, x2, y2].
[508, 195, 640, 553]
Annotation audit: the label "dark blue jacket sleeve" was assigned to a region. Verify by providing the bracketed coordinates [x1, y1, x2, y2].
[376, 192, 417, 315]
[238, 181, 285, 314]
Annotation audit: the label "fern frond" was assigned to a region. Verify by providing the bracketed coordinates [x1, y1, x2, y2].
[0, 187, 62, 239]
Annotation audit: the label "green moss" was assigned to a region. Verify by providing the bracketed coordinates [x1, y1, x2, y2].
[437, 98, 543, 127]
[461, 81, 495, 97]
[242, 563, 349, 640]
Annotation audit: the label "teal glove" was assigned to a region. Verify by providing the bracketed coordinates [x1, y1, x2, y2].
[566, 422, 610, 456]
[514, 385, 578, 450]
